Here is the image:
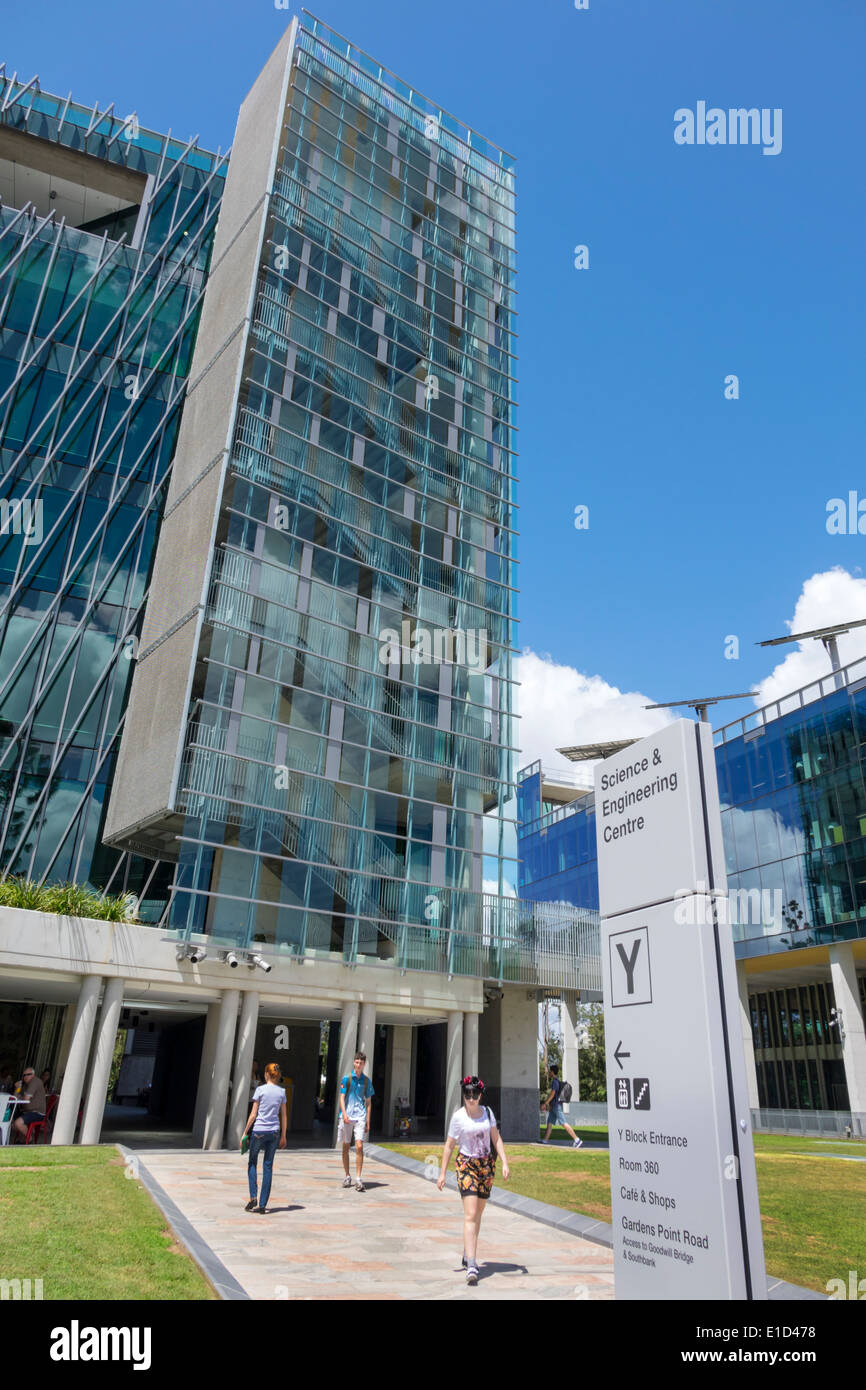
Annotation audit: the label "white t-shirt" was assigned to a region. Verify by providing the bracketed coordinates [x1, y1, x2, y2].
[448, 1105, 497, 1158]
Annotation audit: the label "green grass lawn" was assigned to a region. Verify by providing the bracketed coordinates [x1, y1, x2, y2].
[381, 1129, 866, 1294]
[0, 1145, 215, 1300]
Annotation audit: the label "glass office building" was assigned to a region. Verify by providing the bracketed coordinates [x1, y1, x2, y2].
[518, 660, 866, 1112]
[0, 68, 226, 918]
[178, 17, 517, 964]
[0, 19, 595, 1147]
[517, 762, 598, 912]
[102, 16, 590, 988]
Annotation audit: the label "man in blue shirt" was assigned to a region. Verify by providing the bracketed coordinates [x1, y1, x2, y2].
[338, 1051, 374, 1192]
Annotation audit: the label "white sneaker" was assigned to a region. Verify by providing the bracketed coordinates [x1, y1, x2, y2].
[342, 1175, 353, 1187]
[572, 1138, 583, 1149]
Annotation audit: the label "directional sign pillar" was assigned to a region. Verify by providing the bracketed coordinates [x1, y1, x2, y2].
[594, 719, 766, 1300]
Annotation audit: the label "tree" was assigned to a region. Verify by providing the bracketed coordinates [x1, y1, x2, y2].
[576, 1002, 606, 1101]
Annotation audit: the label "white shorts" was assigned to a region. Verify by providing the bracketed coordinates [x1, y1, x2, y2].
[338, 1116, 366, 1144]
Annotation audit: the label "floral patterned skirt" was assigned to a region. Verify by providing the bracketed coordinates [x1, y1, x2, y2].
[456, 1151, 496, 1199]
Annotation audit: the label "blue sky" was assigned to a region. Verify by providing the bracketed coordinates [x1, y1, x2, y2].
[5, 0, 865, 760]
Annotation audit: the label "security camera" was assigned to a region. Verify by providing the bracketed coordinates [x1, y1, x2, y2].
[224, 951, 239, 968]
[189, 946, 207, 964]
[248, 953, 271, 973]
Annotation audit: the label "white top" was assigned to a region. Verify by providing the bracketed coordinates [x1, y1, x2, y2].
[448, 1105, 497, 1158]
[251, 1083, 286, 1133]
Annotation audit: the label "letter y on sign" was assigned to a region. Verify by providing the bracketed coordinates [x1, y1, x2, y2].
[609, 925, 652, 1006]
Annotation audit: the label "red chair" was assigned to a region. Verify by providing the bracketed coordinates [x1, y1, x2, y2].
[25, 1093, 58, 1145]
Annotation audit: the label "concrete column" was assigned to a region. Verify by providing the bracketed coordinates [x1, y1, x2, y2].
[357, 1000, 376, 1074]
[562, 993, 581, 1102]
[444, 1010, 463, 1137]
[192, 1002, 221, 1146]
[333, 999, 359, 1143]
[323, 1020, 340, 1118]
[80, 977, 125, 1145]
[227, 990, 259, 1148]
[736, 960, 760, 1109]
[463, 1011, 479, 1078]
[203, 988, 240, 1150]
[479, 988, 539, 1140]
[54, 1001, 78, 1090]
[384, 1025, 412, 1138]
[52, 975, 102, 1145]
[829, 943, 866, 1118]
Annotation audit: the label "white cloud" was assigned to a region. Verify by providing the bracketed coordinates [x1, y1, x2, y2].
[515, 648, 673, 776]
[753, 567, 866, 707]
[515, 568, 866, 780]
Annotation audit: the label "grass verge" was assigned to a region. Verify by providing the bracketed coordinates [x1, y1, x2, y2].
[0, 1145, 216, 1299]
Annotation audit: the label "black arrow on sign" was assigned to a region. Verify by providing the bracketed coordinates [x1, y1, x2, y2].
[614, 1041, 631, 1071]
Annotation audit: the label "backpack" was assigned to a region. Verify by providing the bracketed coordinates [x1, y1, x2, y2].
[484, 1106, 497, 1157]
[343, 1074, 370, 1101]
[559, 1080, 573, 1103]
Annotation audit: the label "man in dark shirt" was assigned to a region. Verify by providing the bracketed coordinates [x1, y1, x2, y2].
[540, 1064, 582, 1148]
[12, 1066, 46, 1141]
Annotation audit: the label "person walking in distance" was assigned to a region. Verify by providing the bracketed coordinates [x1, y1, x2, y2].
[338, 1052, 373, 1192]
[540, 1063, 582, 1147]
[438, 1075, 509, 1286]
[241, 1061, 287, 1213]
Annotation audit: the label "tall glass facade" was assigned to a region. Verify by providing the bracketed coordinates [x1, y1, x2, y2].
[150, 18, 542, 978]
[517, 761, 598, 912]
[0, 73, 225, 917]
[715, 673, 866, 956]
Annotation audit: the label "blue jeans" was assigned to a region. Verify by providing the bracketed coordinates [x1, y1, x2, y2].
[248, 1130, 279, 1208]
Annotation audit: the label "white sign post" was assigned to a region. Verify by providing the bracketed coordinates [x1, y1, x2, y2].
[594, 719, 766, 1300]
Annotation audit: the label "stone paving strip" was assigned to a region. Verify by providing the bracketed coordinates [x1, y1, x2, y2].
[130, 1145, 615, 1301]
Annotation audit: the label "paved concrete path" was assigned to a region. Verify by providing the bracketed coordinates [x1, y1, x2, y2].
[134, 1147, 615, 1301]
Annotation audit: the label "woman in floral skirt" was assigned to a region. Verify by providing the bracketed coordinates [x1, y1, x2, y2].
[438, 1075, 510, 1285]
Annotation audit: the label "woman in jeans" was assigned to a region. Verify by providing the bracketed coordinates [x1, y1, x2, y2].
[241, 1061, 287, 1213]
[438, 1075, 509, 1285]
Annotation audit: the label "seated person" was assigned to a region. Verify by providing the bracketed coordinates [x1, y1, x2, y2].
[0, 1064, 15, 1094]
[12, 1066, 46, 1141]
